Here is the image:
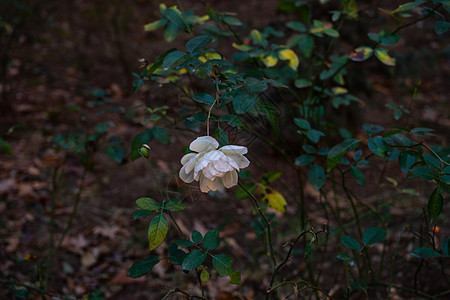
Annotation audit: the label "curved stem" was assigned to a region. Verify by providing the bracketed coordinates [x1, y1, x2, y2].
[237, 181, 277, 297]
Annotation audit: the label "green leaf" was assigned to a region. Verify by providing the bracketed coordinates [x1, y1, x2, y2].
[442, 238, 449, 257]
[294, 78, 312, 88]
[303, 144, 317, 154]
[294, 118, 311, 130]
[165, 199, 186, 212]
[213, 127, 229, 147]
[423, 154, 441, 170]
[368, 136, 389, 157]
[327, 138, 359, 171]
[168, 244, 186, 265]
[186, 35, 213, 53]
[350, 166, 366, 186]
[229, 269, 241, 285]
[148, 213, 169, 251]
[136, 197, 161, 211]
[174, 239, 195, 248]
[286, 21, 307, 32]
[375, 48, 395, 66]
[409, 166, 436, 180]
[308, 164, 326, 190]
[337, 253, 352, 261]
[295, 155, 315, 166]
[106, 145, 124, 163]
[362, 124, 384, 135]
[144, 19, 167, 31]
[223, 16, 242, 26]
[0, 137, 13, 155]
[192, 230, 203, 243]
[212, 254, 232, 276]
[362, 227, 387, 246]
[392, 0, 426, 13]
[151, 127, 170, 144]
[434, 20, 450, 35]
[191, 93, 215, 104]
[163, 22, 179, 42]
[127, 255, 160, 278]
[410, 247, 441, 259]
[164, 6, 189, 32]
[203, 230, 220, 251]
[349, 46, 373, 62]
[428, 187, 443, 222]
[233, 92, 258, 114]
[306, 129, 325, 144]
[324, 28, 339, 37]
[295, 34, 314, 58]
[220, 115, 242, 128]
[342, 236, 361, 251]
[381, 34, 401, 46]
[133, 209, 152, 220]
[250, 29, 266, 46]
[162, 51, 188, 70]
[182, 249, 207, 270]
[399, 151, 415, 173]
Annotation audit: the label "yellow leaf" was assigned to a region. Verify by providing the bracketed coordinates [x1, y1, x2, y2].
[332, 87, 348, 95]
[260, 185, 287, 213]
[375, 48, 396, 66]
[279, 49, 299, 70]
[205, 52, 222, 60]
[232, 42, 253, 52]
[261, 54, 278, 67]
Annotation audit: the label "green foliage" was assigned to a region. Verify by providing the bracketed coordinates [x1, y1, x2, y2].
[127, 255, 160, 278]
[126, 0, 450, 297]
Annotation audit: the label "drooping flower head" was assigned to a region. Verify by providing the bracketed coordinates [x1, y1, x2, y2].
[179, 136, 250, 193]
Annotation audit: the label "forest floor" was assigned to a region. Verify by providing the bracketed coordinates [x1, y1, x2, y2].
[0, 0, 449, 299]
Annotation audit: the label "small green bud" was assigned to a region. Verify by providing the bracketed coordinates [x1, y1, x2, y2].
[139, 144, 151, 158]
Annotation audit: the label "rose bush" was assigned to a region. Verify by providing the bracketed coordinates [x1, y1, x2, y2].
[179, 136, 250, 192]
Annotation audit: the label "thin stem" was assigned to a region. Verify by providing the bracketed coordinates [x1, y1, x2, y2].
[146, 158, 166, 202]
[161, 287, 206, 300]
[0, 279, 75, 300]
[237, 182, 277, 298]
[53, 167, 88, 256]
[266, 280, 331, 299]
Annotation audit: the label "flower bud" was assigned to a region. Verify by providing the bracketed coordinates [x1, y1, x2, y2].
[139, 144, 151, 158]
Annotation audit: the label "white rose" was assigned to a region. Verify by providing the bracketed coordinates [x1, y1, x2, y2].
[179, 136, 250, 193]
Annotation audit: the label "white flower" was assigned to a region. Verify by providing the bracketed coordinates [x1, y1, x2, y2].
[179, 136, 250, 193]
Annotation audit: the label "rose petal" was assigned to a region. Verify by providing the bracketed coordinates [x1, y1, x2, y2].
[190, 136, 219, 153]
[228, 155, 250, 169]
[219, 145, 248, 155]
[179, 164, 194, 183]
[222, 170, 238, 188]
[181, 153, 197, 165]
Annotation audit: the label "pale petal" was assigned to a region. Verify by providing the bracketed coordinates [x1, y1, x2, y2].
[184, 153, 202, 174]
[207, 177, 222, 191]
[179, 164, 194, 183]
[181, 153, 197, 165]
[190, 136, 219, 153]
[203, 150, 226, 161]
[222, 170, 238, 188]
[201, 163, 220, 179]
[193, 156, 210, 179]
[213, 158, 234, 172]
[220, 145, 248, 155]
[199, 175, 210, 193]
[229, 155, 250, 169]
